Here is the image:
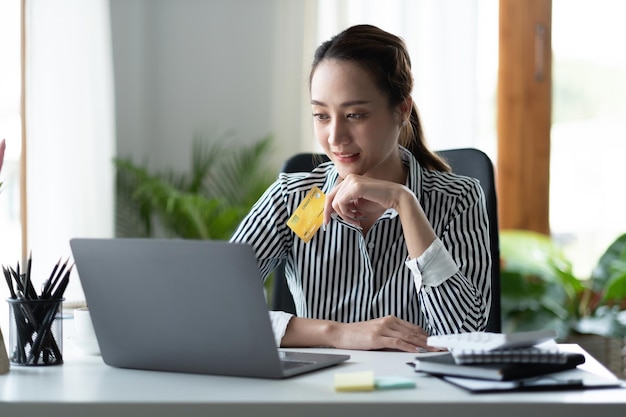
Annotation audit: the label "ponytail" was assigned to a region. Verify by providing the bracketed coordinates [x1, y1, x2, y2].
[400, 105, 451, 172]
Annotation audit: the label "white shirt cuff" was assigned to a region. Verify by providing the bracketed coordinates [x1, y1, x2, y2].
[405, 238, 459, 289]
[269, 310, 294, 346]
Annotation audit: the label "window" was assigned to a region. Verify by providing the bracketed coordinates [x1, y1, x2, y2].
[551, 0, 626, 275]
[0, 1, 22, 271]
[0, 1, 115, 305]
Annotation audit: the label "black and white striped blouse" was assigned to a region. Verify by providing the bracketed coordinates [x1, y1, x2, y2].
[230, 147, 492, 340]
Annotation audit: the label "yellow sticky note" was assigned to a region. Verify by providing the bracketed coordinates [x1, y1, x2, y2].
[334, 371, 375, 392]
[287, 186, 326, 243]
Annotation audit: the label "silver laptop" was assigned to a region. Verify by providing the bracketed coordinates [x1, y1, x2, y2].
[69, 238, 349, 378]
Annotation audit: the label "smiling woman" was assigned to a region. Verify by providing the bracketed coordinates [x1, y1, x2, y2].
[231, 24, 492, 353]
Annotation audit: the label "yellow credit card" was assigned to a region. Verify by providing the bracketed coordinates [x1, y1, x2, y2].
[287, 186, 326, 243]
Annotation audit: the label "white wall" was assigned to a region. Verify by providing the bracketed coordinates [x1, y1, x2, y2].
[110, 0, 313, 172]
[110, 0, 492, 177]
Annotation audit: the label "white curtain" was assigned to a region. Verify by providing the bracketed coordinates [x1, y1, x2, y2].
[25, 0, 115, 303]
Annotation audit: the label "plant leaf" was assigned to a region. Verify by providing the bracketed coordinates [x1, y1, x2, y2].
[604, 270, 626, 302]
[591, 233, 626, 292]
[500, 229, 573, 282]
[113, 136, 277, 240]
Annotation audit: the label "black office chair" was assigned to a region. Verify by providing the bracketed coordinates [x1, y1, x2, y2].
[272, 148, 501, 332]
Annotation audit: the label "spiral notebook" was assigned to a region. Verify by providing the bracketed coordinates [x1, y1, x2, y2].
[412, 351, 586, 381]
[451, 346, 576, 365]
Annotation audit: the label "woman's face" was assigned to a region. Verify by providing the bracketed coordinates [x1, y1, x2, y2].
[310, 59, 407, 181]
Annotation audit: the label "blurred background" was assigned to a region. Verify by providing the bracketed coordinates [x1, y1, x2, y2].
[0, 0, 625, 311]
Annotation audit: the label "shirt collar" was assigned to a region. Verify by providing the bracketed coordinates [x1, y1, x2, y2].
[320, 163, 339, 195]
[400, 145, 422, 195]
[382, 146, 423, 219]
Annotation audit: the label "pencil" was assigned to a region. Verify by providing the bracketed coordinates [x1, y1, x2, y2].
[2, 266, 16, 299]
[43, 258, 68, 299]
[41, 257, 61, 298]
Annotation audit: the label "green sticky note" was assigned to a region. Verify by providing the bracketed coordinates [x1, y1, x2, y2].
[374, 376, 417, 390]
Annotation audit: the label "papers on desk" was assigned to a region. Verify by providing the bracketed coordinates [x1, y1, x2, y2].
[410, 348, 625, 394]
[441, 368, 625, 394]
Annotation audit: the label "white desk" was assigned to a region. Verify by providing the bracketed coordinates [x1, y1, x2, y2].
[1, 337, 625, 417]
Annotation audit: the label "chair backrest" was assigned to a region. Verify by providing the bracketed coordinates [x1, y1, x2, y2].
[272, 148, 501, 332]
[436, 148, 501, 332]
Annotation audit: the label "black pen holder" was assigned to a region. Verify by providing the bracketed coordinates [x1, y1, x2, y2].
[7, 298, 64, 366]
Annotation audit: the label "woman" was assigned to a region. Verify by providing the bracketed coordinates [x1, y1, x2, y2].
[231, 24, 491, 352]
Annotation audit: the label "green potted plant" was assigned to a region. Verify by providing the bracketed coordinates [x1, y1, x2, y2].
[500, 229, 626, 376]
[499, 230, 573, 336]
[114, 134, 276, 240]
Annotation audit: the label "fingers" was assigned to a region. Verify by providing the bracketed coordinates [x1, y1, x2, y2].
[323, 175, 382, 228]
[333, 315, 449, 353]
[334, 200, 368, 227]
[372, 316, 449, 353]
[339, 316, 436, 353]
[324, 181, 366, 228]
[381, 316, 430, 351]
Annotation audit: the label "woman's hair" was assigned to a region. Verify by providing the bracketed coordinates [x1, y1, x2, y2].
[310, 24, 450, 172]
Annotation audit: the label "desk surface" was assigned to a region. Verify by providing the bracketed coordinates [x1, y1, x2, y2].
[1, 332, 625, 417]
